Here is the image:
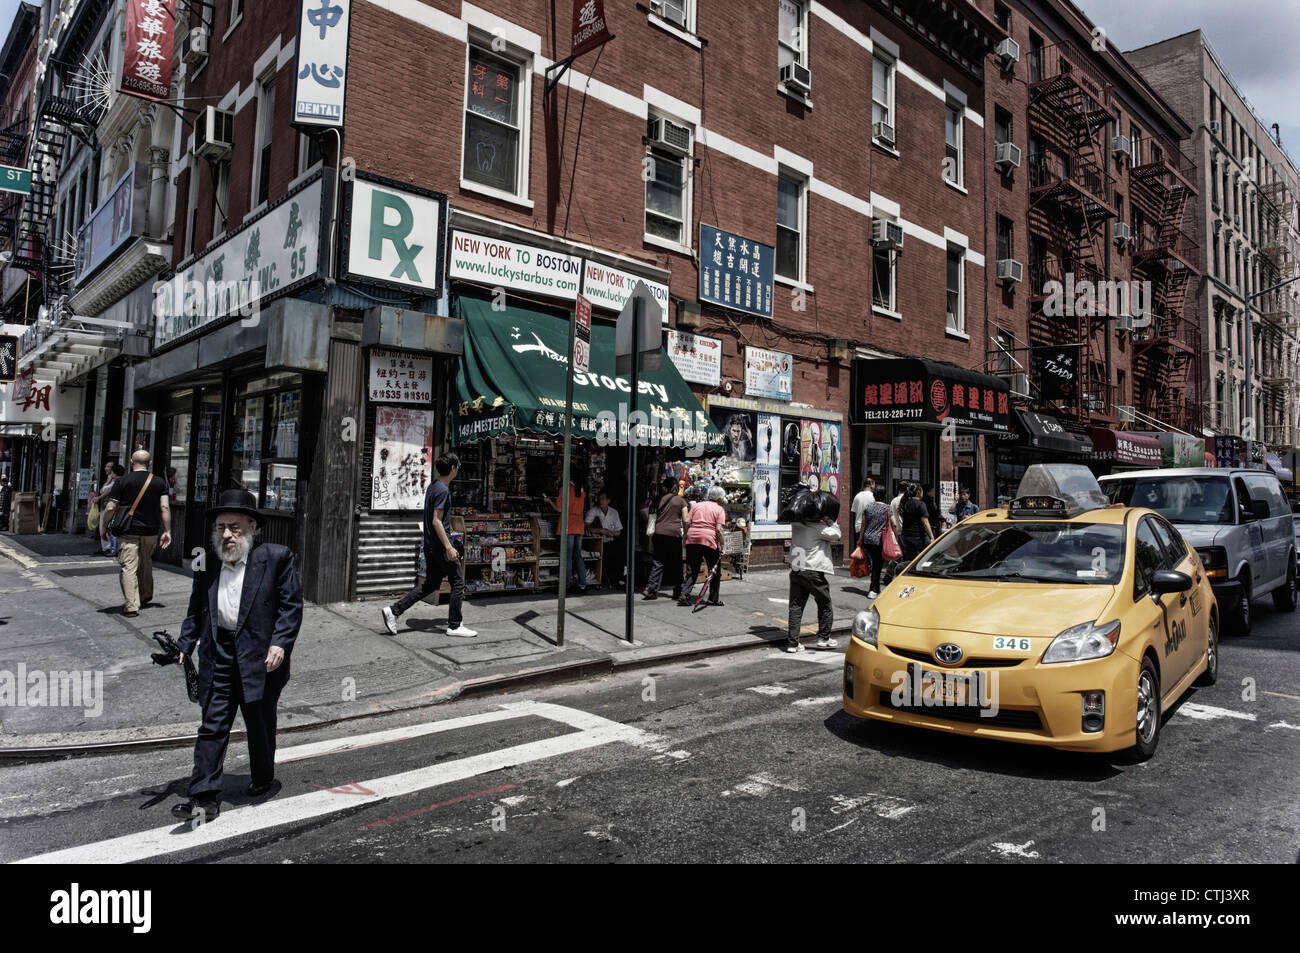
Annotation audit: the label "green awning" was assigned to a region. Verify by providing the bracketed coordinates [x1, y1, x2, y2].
[451, 296, 726, 453]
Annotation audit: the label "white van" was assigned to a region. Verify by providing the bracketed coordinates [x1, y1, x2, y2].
[1099, 468, 1296, 635]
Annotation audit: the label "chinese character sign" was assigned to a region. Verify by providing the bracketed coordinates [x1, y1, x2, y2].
[571, 0, 613, 59]
[368, 348, 435, 404]
[121, 0, 175, 102]
[293, 0, 352, 129]
[699, 224, 774, 320]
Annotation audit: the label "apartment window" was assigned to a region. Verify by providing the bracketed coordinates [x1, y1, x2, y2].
[778, 0, 806, 69]
[214, 160, 231, 237]
[946, 245, 965, 333]
[226, 0, 243, 36]
[996, 328, 1015, 373]
[463, 43, 527, 198]
[645, 113, 691, 245]
[996, 216, 1013, 262]
[1211, 153, 1219, 207]
[993, 4, 1010, 31]
[1028, 32, 1043, 83]
[1030, 233, 1047, 291]
[994, 107, 1012, 146]
[1129, 123, 1142, 168]
[185, 156, 199, 256]
[775, 171, 805, 282]
[1027, 132, 1044, 186]
[872, 53, 894, 141]
[252, 73, 275, 207]
[871, 222, 896, 312]
[944, 103, 963, 186]
[652, 0, 690, 30]
[298, 133, 323, 176]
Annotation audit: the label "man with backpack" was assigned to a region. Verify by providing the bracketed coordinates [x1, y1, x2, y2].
[99, 451, 172, 618]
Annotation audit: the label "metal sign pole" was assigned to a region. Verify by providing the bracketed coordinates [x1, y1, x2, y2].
[625, 294, 641, 645]
[557, 306, 578, 647]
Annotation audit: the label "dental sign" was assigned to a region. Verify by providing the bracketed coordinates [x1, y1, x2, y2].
[343, 177, 448, 296]
[292, 0, 352, 129]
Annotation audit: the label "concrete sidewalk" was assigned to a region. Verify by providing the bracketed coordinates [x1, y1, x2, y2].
[0, 532, 871, 752]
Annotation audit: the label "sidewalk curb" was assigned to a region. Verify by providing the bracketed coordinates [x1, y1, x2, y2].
[0, 621, 854, 762]
[0, 538, 38, 569]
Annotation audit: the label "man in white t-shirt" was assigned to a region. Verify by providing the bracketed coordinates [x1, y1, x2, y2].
[586, 489, 625, 588]
[850, 477, 877, 539]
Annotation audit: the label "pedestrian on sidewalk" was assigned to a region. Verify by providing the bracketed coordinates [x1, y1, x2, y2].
[549, 471, 589, 592]
[585, 489, 623, 588]
[850, 477, 876, 540]
[96, 464, 126, 556]
[643, 477, 689, 600]
[899, 484, 934, 562]
[171, 489, 303, 822]
[786, 490, 841, 652]
[381, 452, 476, 638]
[99, 451, 170, 618]
[950, 486, 979, 523]
[0, 473, 11, 532]
[857, 497, 891, 598]
[679, 485, 727, 607]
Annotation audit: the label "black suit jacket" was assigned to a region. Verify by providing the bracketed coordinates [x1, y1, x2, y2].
[178, 542, 304, 705]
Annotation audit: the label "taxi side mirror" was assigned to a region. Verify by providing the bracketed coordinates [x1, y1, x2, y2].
[1150, 569, 1192, 596]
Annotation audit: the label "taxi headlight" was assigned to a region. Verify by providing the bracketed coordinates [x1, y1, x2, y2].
[1042, 619, 1121, 664]
[852, 606, 880, 646]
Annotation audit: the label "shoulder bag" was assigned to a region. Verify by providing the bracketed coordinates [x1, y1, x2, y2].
[109, 475, 154, 537]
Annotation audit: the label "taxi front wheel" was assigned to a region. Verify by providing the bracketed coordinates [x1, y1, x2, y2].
[1194, 614, 1219, 687]
[1123, 658, 1161, 763]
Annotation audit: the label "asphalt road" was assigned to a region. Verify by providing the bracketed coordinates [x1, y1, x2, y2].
[3, 596, 1298, 864]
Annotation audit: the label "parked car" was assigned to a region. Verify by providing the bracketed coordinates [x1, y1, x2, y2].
[1099, 468, 1296, 635]
[843, 464, 1216, 762]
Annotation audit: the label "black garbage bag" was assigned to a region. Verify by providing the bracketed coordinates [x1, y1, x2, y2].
[817, 490, 841, 523]
[778, 487, 822, 524]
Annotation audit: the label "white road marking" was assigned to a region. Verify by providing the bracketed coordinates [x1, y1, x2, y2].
[768, 598, 788, 604]
[498, 795, 530, 807]
[823, 817, 859, 835]
[721, 772, 806, 798]
[12, 701, 660, 865]
[651, 750, 692, 762]
[748, 684, 796, 696]
[765, 651, 841, 665]
[556, 777, 579, 787]
[1265, 721, 1300, 732]
[1172, 702, 1256, 723]
[830, 793, 916, 819]
[793, 695, 842, 707]
[991, 840, 1040, 860]
[275, 707, 527, 763]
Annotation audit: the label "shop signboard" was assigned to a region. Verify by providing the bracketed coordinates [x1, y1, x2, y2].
[154, 173, 326, 349]
[1158, 432, 1206, 468]
[1213, 435, 1242, 468]
[449, 230, 582, 301]
[699, 224, 774, 319]
[75, 166, 145, 286]
[371, 406, 434, 511]
[582, 260, 669, 316]
[121, 0, 176, 102]
[292, 0, 352, 130]
[745, 347, 793, 401]
[1032, 344, 1080, 402]
[852, 358, 1012, 435]
[368, 348, 434, 404]
[343, 176, 446, 296]
[665, 329, 722, 387]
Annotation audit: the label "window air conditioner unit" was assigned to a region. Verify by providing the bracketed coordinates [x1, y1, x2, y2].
[195, 106, 234, 159]
[997, 258, 1023, 285]
[779, 63, 812, 95]
[1008, 372, 1030, 396]
[994, 141, 1021, 170]
[649, 0, 687, 29]
[1114, 221, 1132, 243]
[995, 37, 1020, 65]
[647, 116, 692, 156]
[872, 219, 904, 249]
[1117, 404, 1136, 422]
[873, 121, 895, 148]
[1116, 312, 1135, 332]
[182, 24, 209, 65]
[1112, 135, 1131, 157]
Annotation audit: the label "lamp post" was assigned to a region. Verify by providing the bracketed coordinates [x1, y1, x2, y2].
[1244, 274, 1300, 446]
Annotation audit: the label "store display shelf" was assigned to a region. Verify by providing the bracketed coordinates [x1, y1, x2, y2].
[463, 559, 537, 566]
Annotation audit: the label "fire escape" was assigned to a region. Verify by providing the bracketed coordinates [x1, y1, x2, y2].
[1026, 41, 1117, 423]
[1256, 178, 1299, 445]
[1129, 133, 1201, 434]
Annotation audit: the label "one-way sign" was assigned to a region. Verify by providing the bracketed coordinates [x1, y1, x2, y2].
[0, 334, 18, 383]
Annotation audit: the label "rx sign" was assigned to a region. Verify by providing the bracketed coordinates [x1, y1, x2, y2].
[344, 176, 447, 297]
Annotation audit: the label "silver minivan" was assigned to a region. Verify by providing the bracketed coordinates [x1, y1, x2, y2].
[1099, 468, 1296, 635]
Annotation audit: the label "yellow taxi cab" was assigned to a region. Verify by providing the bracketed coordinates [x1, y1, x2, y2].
[842, 464, 1217, 761]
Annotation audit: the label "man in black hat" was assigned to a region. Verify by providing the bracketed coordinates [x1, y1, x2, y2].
[171, 489, 303, 822]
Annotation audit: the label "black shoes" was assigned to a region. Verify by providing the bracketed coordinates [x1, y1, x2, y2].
[707, 599, 725, 607]
[171, 798, 220, 822]
[246, 779, 281, 799]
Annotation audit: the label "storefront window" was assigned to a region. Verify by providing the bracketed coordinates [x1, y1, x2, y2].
[232, 398, 264, 502]
[169, 413, 191, 505]
[230, 374, 302, 514]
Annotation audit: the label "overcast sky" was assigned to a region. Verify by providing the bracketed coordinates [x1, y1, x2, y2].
[1, 0, 1296, 156]
[1075, 0, 1300, 156]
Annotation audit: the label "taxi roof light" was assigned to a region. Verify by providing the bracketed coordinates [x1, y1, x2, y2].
[1009, 464, 1108, 519]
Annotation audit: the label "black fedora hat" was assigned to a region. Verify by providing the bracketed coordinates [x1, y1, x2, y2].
[208, 488, 262, 525]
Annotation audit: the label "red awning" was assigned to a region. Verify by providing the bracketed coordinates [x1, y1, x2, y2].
[1089, 428, 1162, 468]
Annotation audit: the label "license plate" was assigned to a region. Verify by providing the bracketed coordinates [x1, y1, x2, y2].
[905, 663, 990, 706]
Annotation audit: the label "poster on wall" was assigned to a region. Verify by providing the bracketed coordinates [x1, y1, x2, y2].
[799, 420, 823, 492]
[756, 414, 781, 467]
[713, 409, 757, 464]
[371, 407, 434, 511]
[821, 423, 842, 494]
[754, 466, 780, 523]
[780, 420, 801, 468]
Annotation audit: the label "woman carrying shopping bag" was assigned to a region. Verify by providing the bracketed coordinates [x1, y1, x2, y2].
[643, 477, 689, 600]
[856, 499, 892, 598]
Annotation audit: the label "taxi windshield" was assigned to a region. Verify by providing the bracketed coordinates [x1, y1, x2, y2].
[907, 520, 1125, 584]
[1101, 476, 1233, 525]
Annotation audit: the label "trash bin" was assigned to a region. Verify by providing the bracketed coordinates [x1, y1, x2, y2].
[11, 492, 40, 534]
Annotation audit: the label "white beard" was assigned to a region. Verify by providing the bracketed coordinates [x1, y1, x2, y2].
[211, 530, 254, 566]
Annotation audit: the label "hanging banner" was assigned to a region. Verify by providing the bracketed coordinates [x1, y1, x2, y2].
[292, 0, 352, 129]
[121, 0, 176, 102]
[570, 0, 613, 59]
[1032, 344, 1080, 402]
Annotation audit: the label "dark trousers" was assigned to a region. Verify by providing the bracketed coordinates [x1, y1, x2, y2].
[788, 569, 833, 646]
[864, 541, 884, 592]
[189, 630, 288, 800]
[645, 533, 683, 597]
[902, 534, 928, 562]
[391, 545, 463, 627]
[682, 543, 721, 603]
[601, 536, 626, 587]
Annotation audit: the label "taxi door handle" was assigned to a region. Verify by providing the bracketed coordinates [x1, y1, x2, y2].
[1178, 593, 1187, 607]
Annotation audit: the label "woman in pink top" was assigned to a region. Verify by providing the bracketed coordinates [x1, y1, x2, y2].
[679, 486, 728, 607]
